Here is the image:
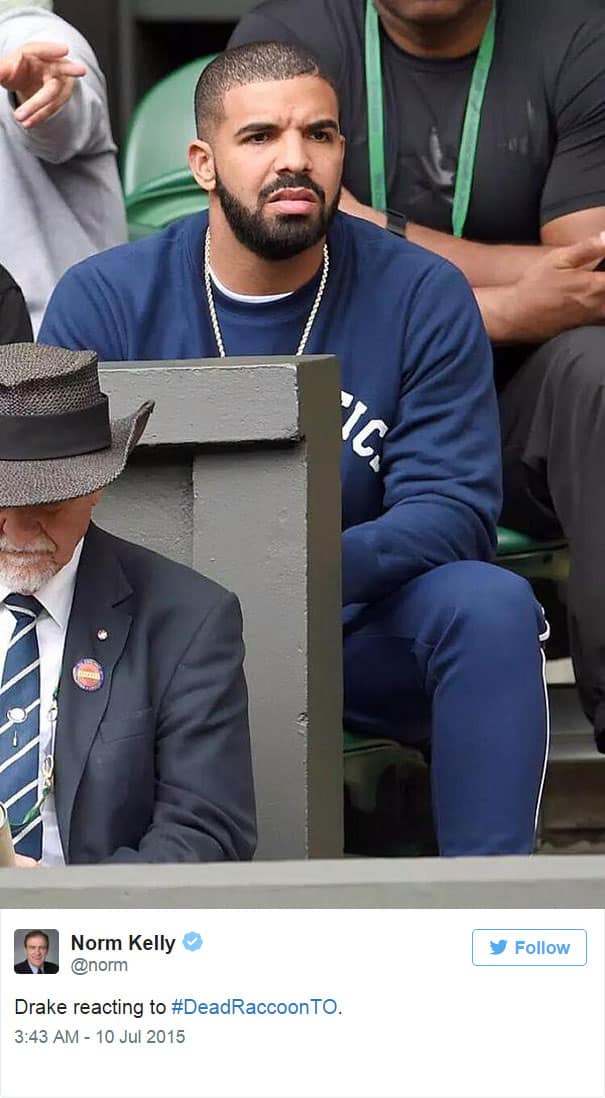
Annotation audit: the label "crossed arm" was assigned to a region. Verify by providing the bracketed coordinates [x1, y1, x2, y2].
[340, 189, 605, 344]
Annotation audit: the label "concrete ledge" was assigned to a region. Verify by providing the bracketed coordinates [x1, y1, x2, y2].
[3, 857, 605, 908]
[101, 358, 331, 444]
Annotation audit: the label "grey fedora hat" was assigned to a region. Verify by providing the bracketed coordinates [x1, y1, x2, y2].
[0, 343, 154, 507]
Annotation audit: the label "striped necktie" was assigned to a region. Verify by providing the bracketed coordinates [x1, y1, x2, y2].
[0, 594, 43, 859]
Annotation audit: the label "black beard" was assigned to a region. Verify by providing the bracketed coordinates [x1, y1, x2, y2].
[376, 0, 485, 26]
[213, 170, 341, 260]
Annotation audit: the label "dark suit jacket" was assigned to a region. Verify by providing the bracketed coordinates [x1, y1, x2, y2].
[0, 263, 32, 344]
[53, 524, 256, 864]
[14, 961, 59, 973]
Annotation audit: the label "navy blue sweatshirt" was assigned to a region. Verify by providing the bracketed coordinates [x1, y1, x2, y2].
[40, 210, 501, 610]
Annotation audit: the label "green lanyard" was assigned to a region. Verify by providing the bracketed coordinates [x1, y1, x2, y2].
[364, 0, 496, 237]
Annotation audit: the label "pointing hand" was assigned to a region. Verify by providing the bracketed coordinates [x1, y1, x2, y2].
[0, 41, 86, 128]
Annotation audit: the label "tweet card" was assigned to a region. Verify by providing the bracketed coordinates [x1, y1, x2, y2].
[0, 908, 603, 1098]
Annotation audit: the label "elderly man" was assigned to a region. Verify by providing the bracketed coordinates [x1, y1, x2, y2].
[41, 42, 548, 856]
[0, 1, 126, 333]
[230, 0, 605, 750]
[0, 342, 256, 866]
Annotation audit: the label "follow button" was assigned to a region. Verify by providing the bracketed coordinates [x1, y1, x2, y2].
[472, 928, 587, 966]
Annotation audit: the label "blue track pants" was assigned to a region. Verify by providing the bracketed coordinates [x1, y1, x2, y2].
[343, 561, 549, 856]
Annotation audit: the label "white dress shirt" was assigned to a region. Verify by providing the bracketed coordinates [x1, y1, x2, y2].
[0, 540, 83, 866]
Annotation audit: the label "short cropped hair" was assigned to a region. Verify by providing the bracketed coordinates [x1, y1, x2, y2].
[24, 930, 49, 949]
[194, 41, 339, 140]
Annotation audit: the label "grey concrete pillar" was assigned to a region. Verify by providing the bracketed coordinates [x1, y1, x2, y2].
[95, 357, 343, 861]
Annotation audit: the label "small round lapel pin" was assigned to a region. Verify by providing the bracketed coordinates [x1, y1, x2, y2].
[97, 628, 109, 641]
[73, 658, 104, 692]
[7, 707, 27, 724]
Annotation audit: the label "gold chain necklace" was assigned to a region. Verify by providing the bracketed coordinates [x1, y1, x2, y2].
[204, 230, 330, 358]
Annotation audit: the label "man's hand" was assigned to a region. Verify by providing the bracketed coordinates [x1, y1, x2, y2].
[0, 41, 86, 128]
[339, 186, 387, 229]
[338, 187, 605, 341]
[479, 232, 605, 342]
[14, 854, 39, 868]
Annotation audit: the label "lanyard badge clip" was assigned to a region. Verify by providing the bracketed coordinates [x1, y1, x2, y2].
[41, 753, 54, 795]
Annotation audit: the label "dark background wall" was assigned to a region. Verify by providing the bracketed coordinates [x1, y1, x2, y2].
[54, 1, 254, 145]
[54, 1, 122, 134]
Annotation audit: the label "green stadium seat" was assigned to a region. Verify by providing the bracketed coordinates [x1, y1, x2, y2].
[125, 171, 207, 240]
[496, 525, 569, 580]
[344, 732, 436, 855]
[122, 56, 217, 196]
[344, 731, 415, 814]
[121, 56, 216, 240]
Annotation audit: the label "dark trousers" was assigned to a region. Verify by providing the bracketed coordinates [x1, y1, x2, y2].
[344, 562, 549, 856]
[498, 326, 605, 740]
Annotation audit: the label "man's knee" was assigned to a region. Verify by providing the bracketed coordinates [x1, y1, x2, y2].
[545, 326, 605, 394]
[428, 561, 543, 637]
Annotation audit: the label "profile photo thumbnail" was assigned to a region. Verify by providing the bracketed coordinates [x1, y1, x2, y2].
[14, 929, 59, 974]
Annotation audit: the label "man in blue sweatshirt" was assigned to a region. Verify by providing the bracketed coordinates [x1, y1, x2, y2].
[40, 41, 549, 856]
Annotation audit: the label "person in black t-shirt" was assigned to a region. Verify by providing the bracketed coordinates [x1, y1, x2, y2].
[231, 0, 605, 749]
[0, 264, 32, 343]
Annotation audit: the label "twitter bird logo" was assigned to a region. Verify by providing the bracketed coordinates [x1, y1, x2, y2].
[490, 939, 507, 955]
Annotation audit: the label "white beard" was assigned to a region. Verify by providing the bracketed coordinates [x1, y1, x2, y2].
[0, 535, 58, 594]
